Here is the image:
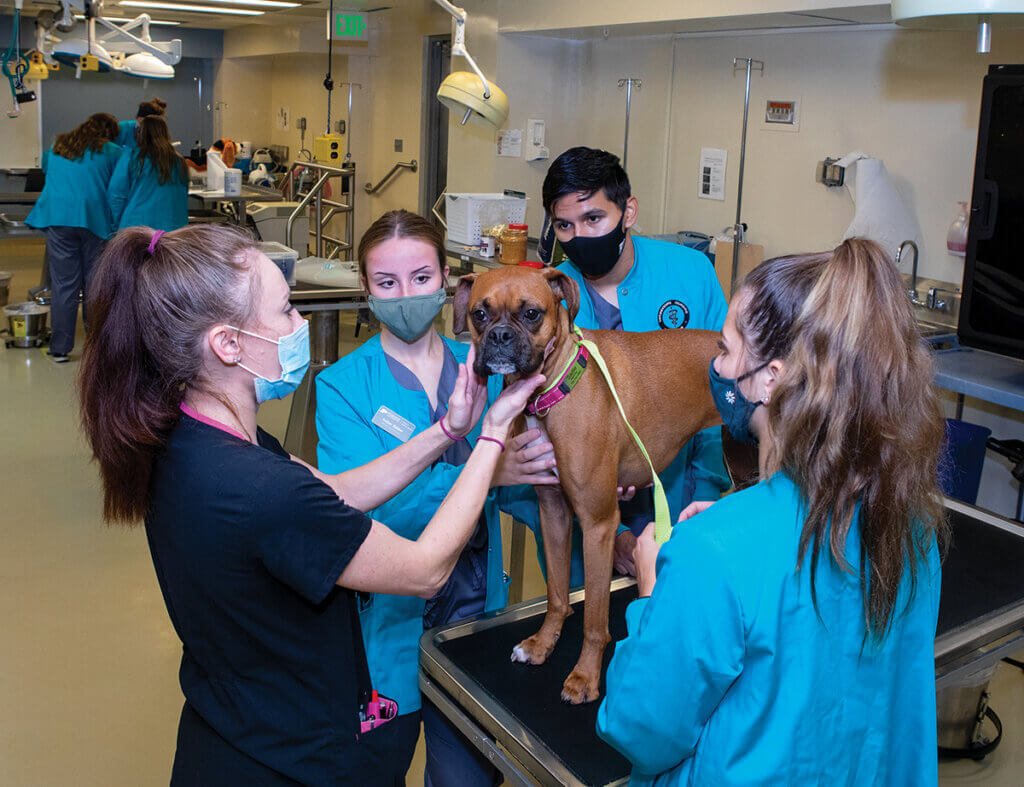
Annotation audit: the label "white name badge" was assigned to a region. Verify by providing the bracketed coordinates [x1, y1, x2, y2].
[371, 405, 416, 442]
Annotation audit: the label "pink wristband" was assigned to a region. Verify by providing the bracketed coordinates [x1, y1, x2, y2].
[438, 417, 458, 442]
[477, 435, 505, 452]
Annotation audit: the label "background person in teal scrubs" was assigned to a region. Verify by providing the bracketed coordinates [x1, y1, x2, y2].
[109, 115, 189, 233]
[543, 146, 730, 575]
[26, 113, 121, 361]
[114, 97, 166, 151]
[598, 239, 947, 785]
[316, 210, 555, 786]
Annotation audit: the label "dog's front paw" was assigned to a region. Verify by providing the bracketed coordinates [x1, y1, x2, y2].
[561, 668, 601, 705]
[510, 633, 556, 665]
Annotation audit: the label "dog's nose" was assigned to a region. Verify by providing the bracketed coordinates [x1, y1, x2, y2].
[488, 326, 514, 346]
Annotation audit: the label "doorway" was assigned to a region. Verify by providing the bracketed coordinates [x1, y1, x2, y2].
[419, 34, 451, 223]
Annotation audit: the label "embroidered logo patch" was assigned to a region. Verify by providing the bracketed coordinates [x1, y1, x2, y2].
[658, 299, 690, 329]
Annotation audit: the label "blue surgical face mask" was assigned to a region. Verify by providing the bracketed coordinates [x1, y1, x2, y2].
[708, 357, 770, 443]
[231, 320, 311, 403]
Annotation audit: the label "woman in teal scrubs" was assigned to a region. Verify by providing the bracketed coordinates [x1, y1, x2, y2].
[598, 238, 947, 785]
[109, 114, 188, 233]
[316, 210, 556, 786]
[114, 97, 166, 151]
[26, 112, 121, 361]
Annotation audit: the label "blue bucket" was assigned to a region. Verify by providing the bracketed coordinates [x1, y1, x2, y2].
[938, 419, 992, 505]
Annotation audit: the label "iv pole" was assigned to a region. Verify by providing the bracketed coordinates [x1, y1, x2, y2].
[730, 57, 763, 292]
[617, 77, 642, 170]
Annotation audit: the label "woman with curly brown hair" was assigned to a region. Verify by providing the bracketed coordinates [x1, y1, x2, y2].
[598, 238, 947, 785]
[26, 112, 122, 362]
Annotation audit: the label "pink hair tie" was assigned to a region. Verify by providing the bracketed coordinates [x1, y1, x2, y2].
[147, 230, 166, 256]
[438, 417, 458, 442]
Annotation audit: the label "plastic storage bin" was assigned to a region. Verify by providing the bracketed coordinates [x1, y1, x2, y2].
[445, 193, 527, 245]
[259, 241, 299, 287]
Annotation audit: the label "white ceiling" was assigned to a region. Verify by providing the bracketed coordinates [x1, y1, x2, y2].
[0, 0, 399, 30]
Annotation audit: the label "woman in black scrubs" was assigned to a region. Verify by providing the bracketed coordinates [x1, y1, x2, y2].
[77, 224, 543, 785]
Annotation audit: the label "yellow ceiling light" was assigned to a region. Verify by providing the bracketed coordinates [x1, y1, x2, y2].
[432, 0, 509, 129]
[892, 0, 1024, 52]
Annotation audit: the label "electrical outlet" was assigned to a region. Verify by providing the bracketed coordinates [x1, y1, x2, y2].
[336, 120, 346, 134]
[298, 117, 307, 132]
[394, 139, 403, 152]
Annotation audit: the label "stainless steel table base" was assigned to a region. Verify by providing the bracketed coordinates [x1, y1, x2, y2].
[283, 310, 339, 465]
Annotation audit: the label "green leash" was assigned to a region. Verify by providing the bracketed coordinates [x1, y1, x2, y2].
[571, 325, 673, 545]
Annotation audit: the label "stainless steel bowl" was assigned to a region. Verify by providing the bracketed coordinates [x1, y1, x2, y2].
[3, 301, 49, 348]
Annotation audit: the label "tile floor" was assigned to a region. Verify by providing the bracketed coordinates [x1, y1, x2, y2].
[1, 237, 1021, 785]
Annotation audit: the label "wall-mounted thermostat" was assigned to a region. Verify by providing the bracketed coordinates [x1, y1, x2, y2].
[761, 98, 800, 133]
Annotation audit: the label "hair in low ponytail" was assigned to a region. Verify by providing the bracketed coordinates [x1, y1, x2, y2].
[78, 224, 260, 524]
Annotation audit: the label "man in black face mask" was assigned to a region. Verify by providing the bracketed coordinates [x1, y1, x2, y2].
[543, 146, 730, 575]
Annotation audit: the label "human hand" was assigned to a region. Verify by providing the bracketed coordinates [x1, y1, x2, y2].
[634, 523, 660, 597]
[491, 429, 558, 487]
[444, 344, 488, 438]
[617, 482, 652, 501]
[613, 531, 637, 576]
[481, 373, 546, 439]
[677, 500, 715, 523]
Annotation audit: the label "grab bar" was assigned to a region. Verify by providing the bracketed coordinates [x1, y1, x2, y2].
[364, 160, 417, 194]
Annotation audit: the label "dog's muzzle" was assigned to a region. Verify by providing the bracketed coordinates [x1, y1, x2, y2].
[476, 323, 542, 377]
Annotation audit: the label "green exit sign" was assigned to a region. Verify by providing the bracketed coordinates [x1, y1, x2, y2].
[329, 11, 368, 41]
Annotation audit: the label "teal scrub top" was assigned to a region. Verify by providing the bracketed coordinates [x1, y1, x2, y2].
[109, 150, 189, 233]
[27, 143, 123, 238]
[315, 333, 541, 715]
[557, 235, 730, 520]
[114, 119, 138, 151]
[596, 472, 941, 785]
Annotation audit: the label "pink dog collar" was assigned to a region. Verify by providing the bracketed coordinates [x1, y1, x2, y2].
[526, 343, 589, 417]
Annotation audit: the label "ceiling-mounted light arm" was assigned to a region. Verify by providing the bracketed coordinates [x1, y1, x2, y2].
[95, 13, 181, 64]
[432, 0, 490, 100]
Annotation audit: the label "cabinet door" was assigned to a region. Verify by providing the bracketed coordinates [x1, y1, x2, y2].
[960, 66, 1024, 360]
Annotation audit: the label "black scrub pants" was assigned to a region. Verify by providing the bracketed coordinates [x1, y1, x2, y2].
[44, 226, 104, 355]
[170, 702, 422, 786]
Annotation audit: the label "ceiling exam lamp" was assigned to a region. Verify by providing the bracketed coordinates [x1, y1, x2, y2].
[891, 0, 1024, 53]
[432, 0, 508, 128]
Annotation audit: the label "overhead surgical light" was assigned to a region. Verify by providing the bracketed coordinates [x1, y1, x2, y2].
[891, 0, 1024, 53]
[121, 51, 175, 79]
[39, 5, 182, 79]
[432, 0, 509, 129]
[52, 35, 116, 71]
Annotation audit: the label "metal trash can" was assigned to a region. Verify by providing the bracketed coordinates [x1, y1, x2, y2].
[937, 663, 1001, 759]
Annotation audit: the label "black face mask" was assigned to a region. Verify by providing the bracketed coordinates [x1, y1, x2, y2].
[561, 216, 627, 278]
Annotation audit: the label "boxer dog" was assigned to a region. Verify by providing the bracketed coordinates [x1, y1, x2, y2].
[454, 266, 723, 704]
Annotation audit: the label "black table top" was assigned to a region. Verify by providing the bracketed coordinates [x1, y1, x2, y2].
[937, 507, 1024, 637]
[430, 505, 1024, 785]
[438, 586, 637, 786]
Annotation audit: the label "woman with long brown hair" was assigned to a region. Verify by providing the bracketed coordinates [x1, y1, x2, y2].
[77, 223, 544, 784]
[109, 114, 188, 232]
[597, 238, 947, 785]
[113, 96, 166, 150]
[26, 112, 121, 362]
[316, 209, 558, 785]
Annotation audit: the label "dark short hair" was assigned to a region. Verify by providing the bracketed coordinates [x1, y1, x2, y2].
[542, 146, 631, 215]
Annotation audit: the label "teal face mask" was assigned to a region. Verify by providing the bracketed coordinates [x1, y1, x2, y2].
[367, 287, 446, 343]
[232, 320, 311, 403]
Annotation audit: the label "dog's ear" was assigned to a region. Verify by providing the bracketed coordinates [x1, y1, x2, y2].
[542, 269, 580, 324]
[452, 274, 477, 335]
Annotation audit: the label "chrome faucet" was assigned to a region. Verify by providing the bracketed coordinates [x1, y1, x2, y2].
[897, 240, 923, 305]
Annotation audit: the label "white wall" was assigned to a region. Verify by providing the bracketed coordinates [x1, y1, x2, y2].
[446, 15, 1024, 519]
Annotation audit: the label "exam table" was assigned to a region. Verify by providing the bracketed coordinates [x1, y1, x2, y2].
[419, 498, 1024, 786]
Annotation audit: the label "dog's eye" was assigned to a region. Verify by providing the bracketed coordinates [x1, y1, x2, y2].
[524, 308, 540, 321]
[471, 309, 488, 323]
